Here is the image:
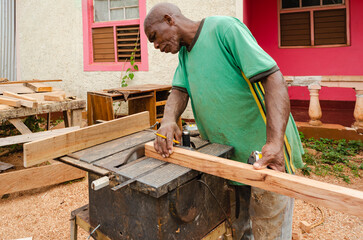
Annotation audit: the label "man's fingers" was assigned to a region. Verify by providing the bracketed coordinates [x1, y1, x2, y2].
[166, 134, 174, 156]
[154, 140, 160, 153]
[253, 157, 269, 170]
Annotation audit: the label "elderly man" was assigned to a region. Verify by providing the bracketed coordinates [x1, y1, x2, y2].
[144, 3, 304, 240]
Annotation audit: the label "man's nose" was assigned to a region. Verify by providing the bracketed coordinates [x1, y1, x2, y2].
[154, 42, 160, 49]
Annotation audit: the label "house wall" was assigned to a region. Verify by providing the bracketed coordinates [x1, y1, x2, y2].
[243, 0, 363, 76]
[243, 0, 361, 102]
[16, 0, 236, 119]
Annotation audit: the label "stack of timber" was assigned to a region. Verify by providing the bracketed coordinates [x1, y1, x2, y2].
[0, 79, 87, 195]
[0, 79, 66, 109]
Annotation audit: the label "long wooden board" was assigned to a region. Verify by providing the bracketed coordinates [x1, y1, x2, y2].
[0, 126, 79, 147]
[23, 112, 150, 167]
[0, 79, 62, 84]
[0, 96, 21, 107]
[3, 91, 37, 102]
[25, 83, 53, 92]
[145, 142, 363, 217]
[0, 162, 85, 195]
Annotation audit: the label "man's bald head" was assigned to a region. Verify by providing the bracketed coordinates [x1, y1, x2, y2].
[144, 3, 183, 30]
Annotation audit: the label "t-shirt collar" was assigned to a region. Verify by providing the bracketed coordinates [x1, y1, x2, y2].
[187, 18, 205, 52]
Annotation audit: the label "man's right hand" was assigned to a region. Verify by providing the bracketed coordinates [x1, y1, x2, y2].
[154, 121, 182, 158]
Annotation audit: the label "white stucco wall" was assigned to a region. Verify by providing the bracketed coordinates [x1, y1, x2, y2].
[16, 0, 236, 118]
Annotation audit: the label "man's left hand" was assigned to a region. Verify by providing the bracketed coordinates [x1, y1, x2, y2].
[253, 143, 285, 172]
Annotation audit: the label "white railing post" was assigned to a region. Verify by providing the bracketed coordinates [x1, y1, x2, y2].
[353, 89, 363, 132]
[308, 84, 322, 126]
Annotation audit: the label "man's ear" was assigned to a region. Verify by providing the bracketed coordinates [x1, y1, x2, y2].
[163, 14, 175, 26]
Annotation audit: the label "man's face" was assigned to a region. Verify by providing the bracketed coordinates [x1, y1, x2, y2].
[145, 21, 181, 54]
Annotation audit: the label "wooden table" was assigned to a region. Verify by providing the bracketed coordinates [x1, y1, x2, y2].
[87, 84, 181, 129]
[0, 88, 86, 133]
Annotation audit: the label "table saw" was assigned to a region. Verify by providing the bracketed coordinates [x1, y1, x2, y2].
[60, 129, 235, 240]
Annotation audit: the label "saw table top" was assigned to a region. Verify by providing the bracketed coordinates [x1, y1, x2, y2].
[59, 130, 234, 198]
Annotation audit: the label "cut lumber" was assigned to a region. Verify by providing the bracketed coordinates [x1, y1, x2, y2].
[0, 79, 62, 84]
[24, 82, 52, 92]
[44, 93, 65, 101]
[0, 96, 21, 107]
[299, 221, 311, 233]
[23, 111, 150, 167]
[3, 91, 37, 102]
[0, 126, 79, 147]
[0, 83, 35, 94]
[8, 118, 32, 134]
[0, 161, 14, 172]
[144, 142, 363, 217]
[0, 162, 85, 195]
[0, 94, 37, 108]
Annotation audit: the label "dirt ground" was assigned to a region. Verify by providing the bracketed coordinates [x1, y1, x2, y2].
[0, 146, 362, 239]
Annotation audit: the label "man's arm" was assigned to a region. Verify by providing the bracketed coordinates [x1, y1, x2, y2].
[253, 70, 290, 172]
[154, 88, 189, 157]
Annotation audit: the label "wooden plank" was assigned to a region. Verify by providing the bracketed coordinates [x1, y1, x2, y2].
[144, 142, 363, 217]
[71, 109, 83, 127]
[19, 99, 37, 108]
[0, 161, 14, 172]
[23, 112, 150, 167]
[3, 91, 37, 102]
[0, 79, 62, 85]
[0, 126, 79, 147]
[24, 83, 52, 92]
[8, 118, 32, 134]
[0, 83, 35, 94]
[0, 96, 21, 107]
[0, 95, 36, 108]
[0, 162, 85, 195]
[44, 94, 65, 101]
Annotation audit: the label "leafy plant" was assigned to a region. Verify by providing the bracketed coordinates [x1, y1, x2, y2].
[120, 32, 140, 87]
[301, 164, 312, 176]
[300, 132, 362, 183]
[24, 116, 45, 132]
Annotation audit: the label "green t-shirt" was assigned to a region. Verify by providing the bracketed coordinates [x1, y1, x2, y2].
[173, 16, 304, 177]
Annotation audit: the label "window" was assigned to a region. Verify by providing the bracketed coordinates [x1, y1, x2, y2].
[278, 0, 349, 47]
[82, 0, 148, 71]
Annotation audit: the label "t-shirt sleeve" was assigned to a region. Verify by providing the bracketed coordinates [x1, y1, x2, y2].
[172, 48, 188, 91]
[223, 20, 279, 83]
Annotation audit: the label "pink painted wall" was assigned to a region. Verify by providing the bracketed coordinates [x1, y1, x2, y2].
[288, 86, 356, 101]
[243, 0, 363, 76]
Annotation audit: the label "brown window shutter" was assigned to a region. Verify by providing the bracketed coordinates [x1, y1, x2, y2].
[280, 12, 311, 46]
[92, 27, 115, 62]
[117, 25, 141, 62]
[314, 9, 346, 45]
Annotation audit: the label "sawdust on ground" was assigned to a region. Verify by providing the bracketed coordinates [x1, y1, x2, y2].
[0, 153, 362, 240]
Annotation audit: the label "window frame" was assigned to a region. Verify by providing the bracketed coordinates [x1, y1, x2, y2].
[82, 0, 148, 71]
[278, 0, 350, 48]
